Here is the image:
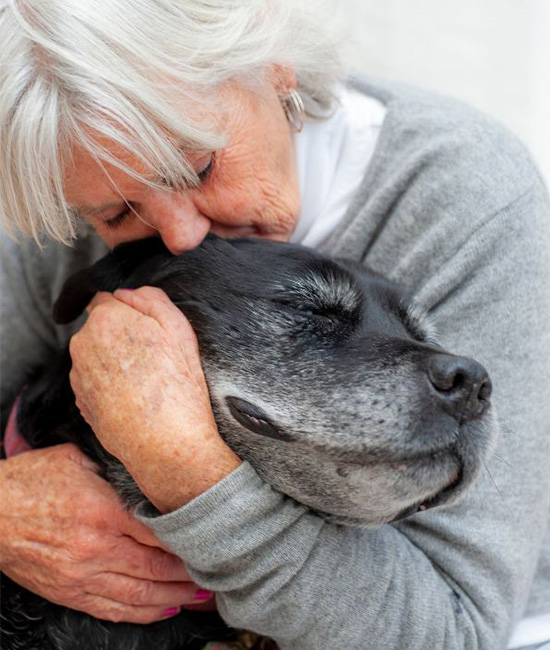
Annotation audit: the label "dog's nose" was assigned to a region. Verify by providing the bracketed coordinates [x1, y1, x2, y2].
[426, 354, 492, 422]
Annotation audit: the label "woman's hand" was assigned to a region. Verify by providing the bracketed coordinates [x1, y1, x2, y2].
[0, 444, 215, 623]
[68, 286, 242, 513]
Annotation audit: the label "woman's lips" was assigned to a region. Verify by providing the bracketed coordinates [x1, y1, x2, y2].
[209, 224, 292, 242]
[209, 224, 261, 239]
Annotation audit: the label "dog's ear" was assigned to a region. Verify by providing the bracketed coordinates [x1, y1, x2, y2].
[54, 238, 171, 324]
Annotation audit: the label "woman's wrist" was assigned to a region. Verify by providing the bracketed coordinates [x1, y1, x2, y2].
[124, 433, 242, 514]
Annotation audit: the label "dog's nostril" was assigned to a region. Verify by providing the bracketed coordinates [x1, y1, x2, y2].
[427, 354, 492, 422]
[436, 370, 465, 392]
[478, 378, 492, 402]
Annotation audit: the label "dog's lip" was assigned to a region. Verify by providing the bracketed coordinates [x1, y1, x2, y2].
[330, 440, 459, 468]
[387, 446, 456, 467]
[387, 445, 464, 500]
[390, 459, 464, 522]
[419, 463, 463, 507]
[335, 444, 462, 481]
[335, 445, 464, 520]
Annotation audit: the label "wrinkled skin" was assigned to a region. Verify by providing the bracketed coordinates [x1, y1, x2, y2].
[69, 286, 242, 514]
[0, 444, 212, 624]
[65, 74, 301, 253]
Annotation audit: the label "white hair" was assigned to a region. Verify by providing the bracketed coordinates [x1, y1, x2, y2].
[0, 0, 343, 244]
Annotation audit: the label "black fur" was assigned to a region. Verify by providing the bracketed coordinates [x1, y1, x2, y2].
[1, 235, 494, 649]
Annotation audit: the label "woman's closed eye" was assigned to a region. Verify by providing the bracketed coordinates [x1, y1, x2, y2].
[160, 154, 215, 189]
[196, 155, 214, 184]
[102, 154, 215, 230]
[103, 204, 132, 230]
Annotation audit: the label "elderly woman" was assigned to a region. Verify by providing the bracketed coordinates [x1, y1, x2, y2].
[1, 1, 549, 649]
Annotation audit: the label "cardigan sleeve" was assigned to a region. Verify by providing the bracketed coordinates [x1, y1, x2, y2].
[0, 234, 58, 435]
[0, 232, 106, 437]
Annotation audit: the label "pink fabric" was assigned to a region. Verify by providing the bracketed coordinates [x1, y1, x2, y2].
[3, 397, 31, 457]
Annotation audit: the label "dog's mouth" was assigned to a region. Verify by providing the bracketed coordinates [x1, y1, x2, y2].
[386, 447, 466, 522]
[334, 443, 466, 522]
[393, 464, 464, 520]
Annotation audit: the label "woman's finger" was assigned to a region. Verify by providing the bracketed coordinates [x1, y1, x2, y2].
[77, 592, 185, 625]
[108, 534, 192, 583]
[85, 290, 119, 313]
[85, 571, 212, 608]
[113, 286, 204, 376]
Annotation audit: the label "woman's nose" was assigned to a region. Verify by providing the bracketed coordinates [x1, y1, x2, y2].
[149, 192, 211, 255]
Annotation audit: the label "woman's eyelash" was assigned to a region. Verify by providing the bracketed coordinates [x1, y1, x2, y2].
[197, 156, 214, 183]
[104, 206, 131, 230]
[156, 154, 214, 189]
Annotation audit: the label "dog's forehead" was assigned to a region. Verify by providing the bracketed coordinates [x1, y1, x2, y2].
[155, 238, 361, 303]
[105, 236, 420, 343]
[271, 260, 363, 310]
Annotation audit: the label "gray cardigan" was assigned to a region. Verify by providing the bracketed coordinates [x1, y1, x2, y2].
[1, 77, 549, 649]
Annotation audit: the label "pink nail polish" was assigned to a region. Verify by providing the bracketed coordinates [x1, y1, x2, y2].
[162, 607, 179, 618]
[193, 589, 214, 601]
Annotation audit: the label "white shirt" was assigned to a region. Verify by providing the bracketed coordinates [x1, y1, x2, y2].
[291, 86, 386, 248]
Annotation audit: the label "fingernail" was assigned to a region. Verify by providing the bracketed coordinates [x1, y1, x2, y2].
[193, 589, 214, 601]
[162, 607, 180, 618]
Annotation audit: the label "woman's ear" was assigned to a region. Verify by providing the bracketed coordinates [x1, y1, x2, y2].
[271, 64, 297, 94]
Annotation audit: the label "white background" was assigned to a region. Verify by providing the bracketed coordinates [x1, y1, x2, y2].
[336, 0, 550, 186]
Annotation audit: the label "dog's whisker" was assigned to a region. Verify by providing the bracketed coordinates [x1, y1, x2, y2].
[484, 463, 504, 501]
[490, 451, 512, 468]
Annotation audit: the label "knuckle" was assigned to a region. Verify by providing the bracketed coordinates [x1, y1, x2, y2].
[141, 611, 166, 625]
[127, 579, 154, 606]
[88, 303, 113, 328]
[137, 285, 162, 299]
[102, 606, 127, 624]
[148, 550, 172, 580]
[69, 370, 81, 394]
[99, 602, 159, 625]
[68, 334, 82, 356]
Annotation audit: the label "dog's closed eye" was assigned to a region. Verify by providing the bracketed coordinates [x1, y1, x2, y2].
[274, 299, 341, 325]
[226, 397, 295, 442]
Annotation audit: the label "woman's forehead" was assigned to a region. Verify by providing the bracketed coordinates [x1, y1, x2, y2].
[63, 138, 149, 214]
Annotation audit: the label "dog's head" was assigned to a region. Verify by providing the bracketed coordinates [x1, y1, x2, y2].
[55, 235, 495, 527]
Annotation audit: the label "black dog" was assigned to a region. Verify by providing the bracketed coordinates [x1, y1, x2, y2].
[1, 235, 495, 649]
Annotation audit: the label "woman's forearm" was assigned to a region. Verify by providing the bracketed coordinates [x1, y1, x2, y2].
[125, 429, 242, 514]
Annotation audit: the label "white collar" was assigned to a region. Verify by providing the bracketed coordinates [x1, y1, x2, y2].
[290, 85, 387, 248]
